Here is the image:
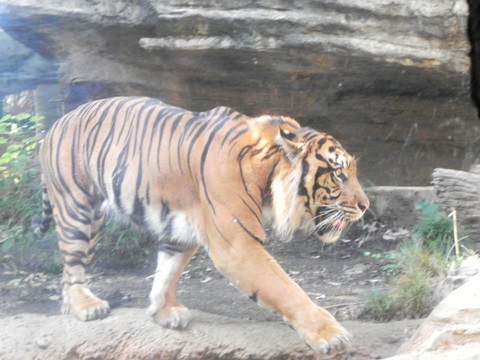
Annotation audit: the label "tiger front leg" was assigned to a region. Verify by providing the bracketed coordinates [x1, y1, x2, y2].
[147, 242, 198, 329]
[209, 238, 350, 356]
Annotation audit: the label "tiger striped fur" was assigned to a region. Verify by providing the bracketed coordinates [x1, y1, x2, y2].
[35, 96, 369, 355]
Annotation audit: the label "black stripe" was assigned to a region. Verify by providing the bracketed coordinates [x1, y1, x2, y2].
[249, 290, 259, 303]
[221, 123, 245, 148]
[199, 120, 228, 215]
[261, 145, 281, 161]
[64, 280, 86, 286]
[235, 219, 264, 244]
[145, 183, 151, 205]
[250, 145, 267, 157]
[237, 140, 263, 214]
[158, 242, 186, 256]
[155, 111, 171, 172]
[40, 219, 51, 232]
[298, 158, 310, 200]
[132, 196, 145, 225]
[212, 219, 232, 245]
[176, 114, 197, 175]
[53, 131, 92, 222]
[131, 141, 145, 225]
[69, 122, 90, 198]
[228, 127, 248, 145]
[263, 161, 278, 198]
[112, 144, 130, 212]
[64, 258, 87, 267]
[315, 152, 330, 164]
[62, 228, 90, 242]
[147, 107, 171, 165]
[239, 196, 262, 227]
[160, 200, 170, 222]
[168, 113, 184, 172]
[61, 250, 87, 259]
[186, 121, 208, 175]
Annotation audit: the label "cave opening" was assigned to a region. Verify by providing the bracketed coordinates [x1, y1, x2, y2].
[467, 0, 480, 118]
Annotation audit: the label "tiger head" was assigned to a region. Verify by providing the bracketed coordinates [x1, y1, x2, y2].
[271, 124, 369, 243]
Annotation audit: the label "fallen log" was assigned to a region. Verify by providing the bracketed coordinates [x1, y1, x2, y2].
[432, 166, 480, 240]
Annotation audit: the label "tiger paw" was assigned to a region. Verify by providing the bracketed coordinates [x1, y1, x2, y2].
[148, 305, 191, 329]
[303, 322, 351, 355]
[64, 284, 110, 321]
[294, 306, 351, 355]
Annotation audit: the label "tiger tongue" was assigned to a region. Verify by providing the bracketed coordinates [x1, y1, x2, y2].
[333, 220, 347, 229]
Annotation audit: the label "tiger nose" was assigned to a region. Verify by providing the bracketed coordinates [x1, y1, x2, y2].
[358, 200, 369, 213]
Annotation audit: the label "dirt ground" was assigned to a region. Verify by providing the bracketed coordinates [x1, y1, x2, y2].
[0, 223, 428, 359]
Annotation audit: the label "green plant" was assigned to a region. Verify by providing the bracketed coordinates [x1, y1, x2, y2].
[0, 113, 60, 272]
[97, 216, 154, 263]
[363, 289, 396, 322]
[392, 267, 431, 318]
[0, 113, 43, 186]
[396, 240, 447, 276]
[412, 200, 463, 256]
[362, 241, 448, 321]
[363, 250, 401, 276]
[36, 234, 63, 274]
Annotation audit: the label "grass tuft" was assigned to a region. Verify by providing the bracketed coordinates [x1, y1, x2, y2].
[362, 201, 464, 321]
[96, 216, 155, 266]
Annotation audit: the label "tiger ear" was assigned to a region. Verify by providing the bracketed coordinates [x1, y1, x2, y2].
[276, 128, 305, 161]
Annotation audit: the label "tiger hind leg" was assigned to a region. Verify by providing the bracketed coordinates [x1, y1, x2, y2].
[147, 242, 198, 329]
[58, 204, 109, 321]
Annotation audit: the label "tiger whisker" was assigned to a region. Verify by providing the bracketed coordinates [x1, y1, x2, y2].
[311, 206, 340, 219]
[314, 210, 342, 222]
[313, 210, 345, 231]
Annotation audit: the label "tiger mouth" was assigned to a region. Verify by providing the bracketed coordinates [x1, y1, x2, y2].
[316, 220, 349, 235]
[311, 207, 355, 242]
[332, 219, 348, 230]
[315, 221, 349, 243]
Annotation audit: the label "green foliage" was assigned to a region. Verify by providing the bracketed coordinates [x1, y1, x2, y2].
[362, 289, 396, 322]
[412, 200, 462, 256]
[0, 113, 60, 272]
[392, 267, 431, 317]
[98, 216, 154, 262]
[0, 113, 44, 187]
[362, 241, 447, 321]
[396, 240, 448, 276]
[36, 234, 63, 274]
[363, 200, 469, 321]
[363, 250, 401, 276]
[393, 241, 447, 317]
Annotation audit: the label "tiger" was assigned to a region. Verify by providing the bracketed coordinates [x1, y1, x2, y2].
[33, 96, 369, 355]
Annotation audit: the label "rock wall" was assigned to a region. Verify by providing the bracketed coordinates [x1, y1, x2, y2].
[0, 30, 57, 96]
[433, 165, 480, 239]
[0, 0, 478, 185]
[365, 186, 436, 227]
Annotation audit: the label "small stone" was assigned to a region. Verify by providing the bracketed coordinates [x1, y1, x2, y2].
[36, 334, 53, 349]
